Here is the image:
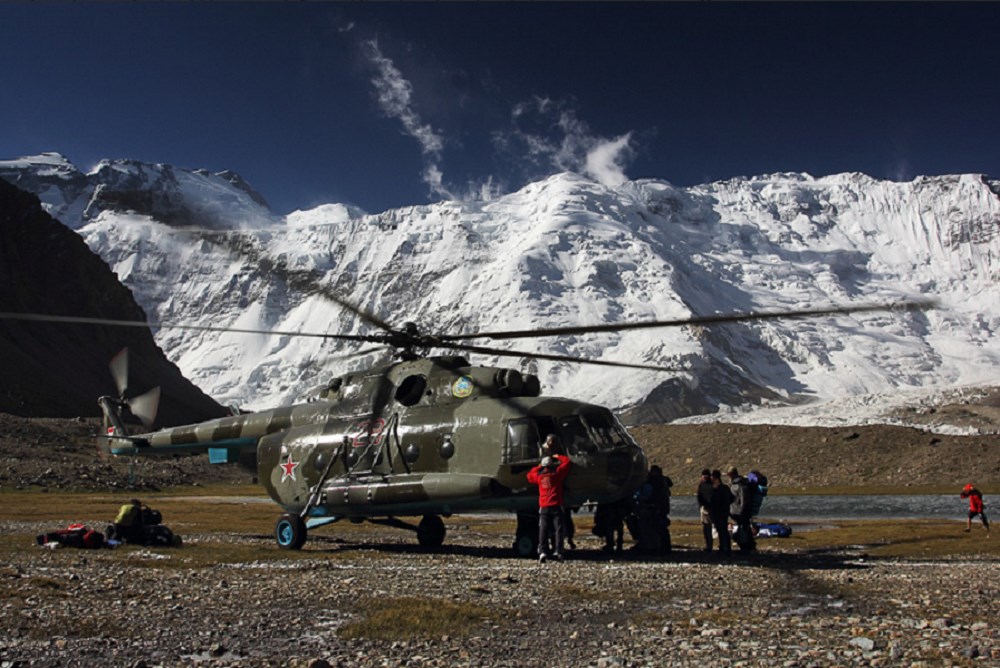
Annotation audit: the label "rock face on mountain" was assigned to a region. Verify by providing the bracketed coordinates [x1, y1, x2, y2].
[0, 179, 228, 426]
[0, 152, 276, 231]
[2, 153, 999, 425]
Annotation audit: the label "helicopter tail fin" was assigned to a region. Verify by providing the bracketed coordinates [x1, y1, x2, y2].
[99, 395, 130, 439]
[97, 395, 132, 458]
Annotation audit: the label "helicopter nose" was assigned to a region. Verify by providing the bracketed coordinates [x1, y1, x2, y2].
[626, 447, 649, 492]
[605, 447, 649, 499]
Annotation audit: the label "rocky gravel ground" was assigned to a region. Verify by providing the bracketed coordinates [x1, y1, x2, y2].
[0, 414, 247, 492]
[2, 522, 997, 668]
[1, 388, 997, 666]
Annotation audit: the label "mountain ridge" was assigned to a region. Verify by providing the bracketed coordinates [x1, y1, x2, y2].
[0, 178, 229, 425]
[2, 153, 998, 425]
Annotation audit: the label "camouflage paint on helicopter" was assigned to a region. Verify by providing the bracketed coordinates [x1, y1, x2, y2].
[101, 355, 648, 553]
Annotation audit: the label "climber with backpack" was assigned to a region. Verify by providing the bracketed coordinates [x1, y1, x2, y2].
[727, 466, 757, 553]
[107, 498, 180, 547]
[747, 470, 769, 518]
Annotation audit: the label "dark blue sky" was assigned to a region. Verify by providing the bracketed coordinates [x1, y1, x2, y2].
[2, 3, 997, 214]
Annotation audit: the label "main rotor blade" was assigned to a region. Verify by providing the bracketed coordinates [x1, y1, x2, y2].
[439, 299, 937, 342]
[429, 339, 679, 372]
[197, 232, 398, 336]
[108, 347, 129, 397]
[306, 345, 394, 371]
[0, 311, 377, 343]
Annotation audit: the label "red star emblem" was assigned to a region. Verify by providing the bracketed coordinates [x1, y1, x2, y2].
[279, 453, 299, 483]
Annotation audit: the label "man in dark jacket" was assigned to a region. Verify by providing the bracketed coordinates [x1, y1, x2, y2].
[527, 454, 572, 563]
[727, 466, 756, 553]
[634, 465, 672, 553]
[708, 469, 733, 557]
[696, 468, 714, 552]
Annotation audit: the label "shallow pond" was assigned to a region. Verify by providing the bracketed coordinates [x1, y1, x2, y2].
[670, 494, 968, 521]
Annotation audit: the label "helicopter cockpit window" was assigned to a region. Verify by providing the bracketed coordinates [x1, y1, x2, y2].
[580, 410, 632, 451]
[556, 411, 631, 454]
[504, 419, 541, 464]
[557, 416, 598, 455]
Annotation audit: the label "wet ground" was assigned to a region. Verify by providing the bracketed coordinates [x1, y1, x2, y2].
[670, 494, 972, 521]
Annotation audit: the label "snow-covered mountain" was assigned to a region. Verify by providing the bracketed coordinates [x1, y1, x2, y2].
[3, 153, 999, 423]
[0, 152, 277, 230]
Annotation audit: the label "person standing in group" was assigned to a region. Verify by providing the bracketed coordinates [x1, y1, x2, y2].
[961, 484, 990, 535]
[527, 453, 573, 563]
[634, 464, 672, 553]
[538, 434, 576, 551]
[563, 506, 578, 550]
[540, 433, 562, 458]
[593, 496, 629, 554]
[727, 466, 756, 553]
[696, 468, 714, 552]
[657, 468, 673, 553]
[708, 469, 733, 557]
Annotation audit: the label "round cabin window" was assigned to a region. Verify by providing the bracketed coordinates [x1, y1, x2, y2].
[395, 374, 427, 407]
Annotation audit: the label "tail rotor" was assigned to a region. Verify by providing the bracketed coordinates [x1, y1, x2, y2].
[105, 348, 160, 430]
[109, 348, 130, 398]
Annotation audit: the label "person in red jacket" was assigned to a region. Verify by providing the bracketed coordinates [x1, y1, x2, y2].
[961, 484, 990, 534]
[527, 454, 572, 562]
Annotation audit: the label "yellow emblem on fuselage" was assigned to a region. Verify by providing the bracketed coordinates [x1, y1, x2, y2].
[451, 375, 474, 398]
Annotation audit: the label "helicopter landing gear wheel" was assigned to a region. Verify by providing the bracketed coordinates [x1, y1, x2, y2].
[513, 532, 538, 558]
[417, 514, 446, 548]
[275, 513, 307, 550]
[513, 510, 539, 558]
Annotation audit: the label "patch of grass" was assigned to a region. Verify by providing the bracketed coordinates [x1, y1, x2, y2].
[782, 520, 999, 558]
[340, 596, 499, 641]
[668, 519, 1000, 559]
[0, 575, 70, 604]
[912, 648, 979, 667]
[28, 575, 65, 591]
[690, 608, 747, 626]
[559, 583, 619, 603]
[123, 541, 306, 569]
[769, 485, 968, 496]
[3, 492, 998, 561]
[629, 604, 751, 630]
[671, 485, 983, 496]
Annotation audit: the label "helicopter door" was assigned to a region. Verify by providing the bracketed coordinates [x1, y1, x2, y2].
[503, 418, 540, 465]
[503, 417, 556, 464]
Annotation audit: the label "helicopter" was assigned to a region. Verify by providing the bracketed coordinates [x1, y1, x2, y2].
[3, 284, 933, 556]
[0, 208, 936, 557]
[97, 344, 654, 555]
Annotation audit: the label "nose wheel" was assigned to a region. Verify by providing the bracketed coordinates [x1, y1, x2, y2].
[275, 513, 307, 550]
[416, 514, 446, 548]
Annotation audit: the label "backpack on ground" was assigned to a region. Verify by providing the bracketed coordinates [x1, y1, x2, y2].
[142, 507, 162, 525]
[747, 470, 768, 517]
[754, 522, 792, 538]
[143, 523, 181, 547]
[37, 524, 106, 549]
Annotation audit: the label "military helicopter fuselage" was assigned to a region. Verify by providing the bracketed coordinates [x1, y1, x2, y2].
[101, 355, 648, 553]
